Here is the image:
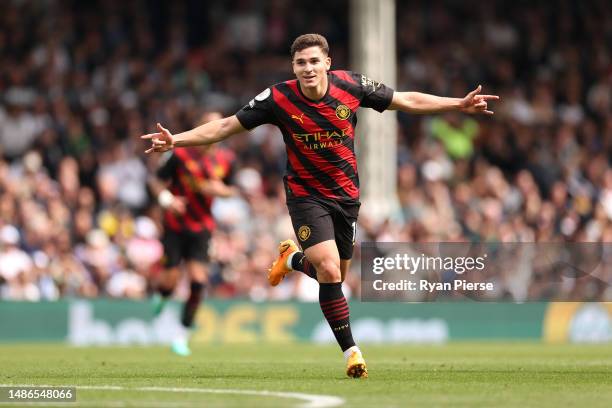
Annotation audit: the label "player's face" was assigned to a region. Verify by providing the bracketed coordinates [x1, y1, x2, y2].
[292, 46, 331, 90]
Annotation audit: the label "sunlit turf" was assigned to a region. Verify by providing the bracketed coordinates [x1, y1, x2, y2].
[0, 342, 611, 407]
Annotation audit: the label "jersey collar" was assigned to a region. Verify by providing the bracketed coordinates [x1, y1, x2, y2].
[296, 72, 331, 104]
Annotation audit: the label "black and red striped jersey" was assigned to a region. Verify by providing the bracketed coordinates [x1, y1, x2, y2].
[236, 70, 394, 203]
[157, 147, 235, 233]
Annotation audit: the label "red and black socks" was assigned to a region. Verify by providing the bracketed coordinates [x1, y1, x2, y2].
[290, 252, 317, 280]
[181, 281, 205, 328]
[319, 282, 355, 352]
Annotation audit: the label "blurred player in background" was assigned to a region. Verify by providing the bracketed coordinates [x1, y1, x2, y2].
[142, 34, 499, 375]
[150, 111, 237, 356]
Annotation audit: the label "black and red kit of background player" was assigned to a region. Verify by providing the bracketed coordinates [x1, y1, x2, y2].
[157, 147, 235, 268]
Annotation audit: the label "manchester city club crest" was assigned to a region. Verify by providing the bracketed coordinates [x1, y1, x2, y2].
[335, 104, 351, 120]
[298, 225, 311, 241]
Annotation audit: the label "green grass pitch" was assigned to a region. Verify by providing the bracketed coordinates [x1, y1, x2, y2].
[1, 342, 611, 407]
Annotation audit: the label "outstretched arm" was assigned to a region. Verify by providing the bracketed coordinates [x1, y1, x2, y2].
[141, 115, 246, 153]
[387, 85, 499, 115]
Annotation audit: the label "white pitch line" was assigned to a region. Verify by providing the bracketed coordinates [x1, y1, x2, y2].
[0, 384, 345, 408]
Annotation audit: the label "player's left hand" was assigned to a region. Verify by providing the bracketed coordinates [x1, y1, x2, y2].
[141, 123, 174, 153]
[460, 85, 500, 115]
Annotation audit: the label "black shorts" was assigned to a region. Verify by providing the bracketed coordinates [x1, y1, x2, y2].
[162, 228, 211, 267]
[286, 197, 360, 260]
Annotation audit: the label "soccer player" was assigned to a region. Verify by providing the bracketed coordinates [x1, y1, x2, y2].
[150, 111, 237, 356]
[142, 34, 499, 376]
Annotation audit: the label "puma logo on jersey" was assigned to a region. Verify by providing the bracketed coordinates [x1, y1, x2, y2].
[291, 113, 305, 124]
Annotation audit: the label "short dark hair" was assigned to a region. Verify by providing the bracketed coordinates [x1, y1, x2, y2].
[290, 34, 329, 58]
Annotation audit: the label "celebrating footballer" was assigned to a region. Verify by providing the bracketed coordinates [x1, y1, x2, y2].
[142, 33, 499, 378]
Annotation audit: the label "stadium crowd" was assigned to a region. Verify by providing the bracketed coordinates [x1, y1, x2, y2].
[0, 0, 610, 301]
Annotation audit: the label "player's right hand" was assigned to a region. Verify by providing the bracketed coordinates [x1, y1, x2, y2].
[141, 123, 174, 153]
[169, 196, 187, 215]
